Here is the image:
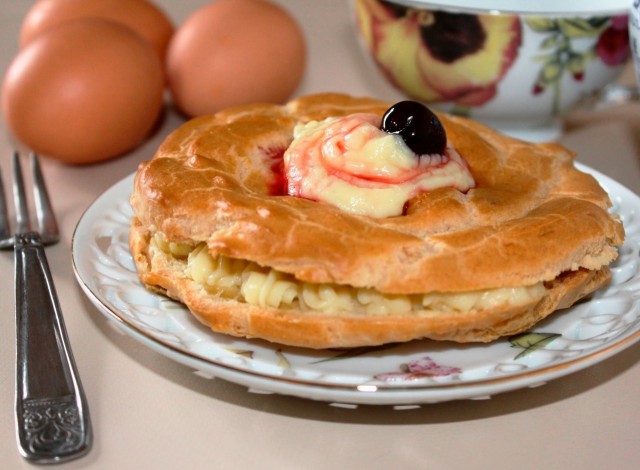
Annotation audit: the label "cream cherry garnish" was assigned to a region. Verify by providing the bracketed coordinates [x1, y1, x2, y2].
[283, 102, 475, 217]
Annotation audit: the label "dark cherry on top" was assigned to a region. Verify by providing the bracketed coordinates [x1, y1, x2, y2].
[381, 101, 447, 156]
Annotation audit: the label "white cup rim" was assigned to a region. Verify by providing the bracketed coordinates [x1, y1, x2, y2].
[393, 0, 629, 16]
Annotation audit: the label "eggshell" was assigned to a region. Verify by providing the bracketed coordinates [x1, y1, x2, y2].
[166, 0, 306, 117]
[2, 18, 165, 164]
[20, 0, 174, 63]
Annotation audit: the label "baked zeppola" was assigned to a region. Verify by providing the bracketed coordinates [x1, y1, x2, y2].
[129, 93, 624, 348]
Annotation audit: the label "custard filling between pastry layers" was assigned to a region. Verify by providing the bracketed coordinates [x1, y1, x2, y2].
[152, 233, 547, 316]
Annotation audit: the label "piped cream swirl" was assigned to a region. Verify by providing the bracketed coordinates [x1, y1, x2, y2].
[283, 113, 475, 217]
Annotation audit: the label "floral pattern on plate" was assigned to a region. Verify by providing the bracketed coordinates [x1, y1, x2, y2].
[72, 164, 640, 405]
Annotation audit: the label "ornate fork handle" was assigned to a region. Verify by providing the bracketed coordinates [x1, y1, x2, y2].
[14, 232, 91, 464]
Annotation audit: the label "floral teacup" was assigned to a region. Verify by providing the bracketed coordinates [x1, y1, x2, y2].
[353, 0, 630, 141]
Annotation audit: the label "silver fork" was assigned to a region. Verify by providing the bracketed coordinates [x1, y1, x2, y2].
[0, 152, 91, 464]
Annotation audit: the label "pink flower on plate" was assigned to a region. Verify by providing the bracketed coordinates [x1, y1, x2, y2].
[374, 356, 461, 383]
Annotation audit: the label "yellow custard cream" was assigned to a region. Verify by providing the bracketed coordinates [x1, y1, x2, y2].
[284, 113, 475, 217]
[152, 234, 546, 316]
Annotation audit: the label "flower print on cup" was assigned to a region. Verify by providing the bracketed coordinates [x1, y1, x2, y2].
[527, 15, 630, 115]
[352, 0, 631, 142]
[354, 0, 522, 111]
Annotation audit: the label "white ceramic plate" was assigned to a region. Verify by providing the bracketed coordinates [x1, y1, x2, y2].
[72, 164, 640, 406]
[396, 0, 629, 15]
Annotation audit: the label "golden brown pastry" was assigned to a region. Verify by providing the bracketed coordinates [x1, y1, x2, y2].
[129, 93, 624, 348]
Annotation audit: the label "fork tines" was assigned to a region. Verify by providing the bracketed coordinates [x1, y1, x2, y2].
[0, 164, 10, 243]
[27, 153, 59, 243]
[0, 152, 60, 247]
[12, 151, 31, 235]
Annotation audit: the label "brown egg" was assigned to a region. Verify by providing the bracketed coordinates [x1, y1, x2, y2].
[2, 18, 165, 164]
[20, 0, 174, 63]
[166, 0, 306, 118]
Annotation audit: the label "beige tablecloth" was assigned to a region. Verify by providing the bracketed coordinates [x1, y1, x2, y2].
[1, 1, 639, 469]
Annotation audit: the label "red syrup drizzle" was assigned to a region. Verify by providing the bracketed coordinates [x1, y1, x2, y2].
[266, 148, 288, 196]
[402, 200, 411, 216]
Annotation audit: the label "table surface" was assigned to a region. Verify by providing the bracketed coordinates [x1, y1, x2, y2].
[1, 1, 640, 469]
